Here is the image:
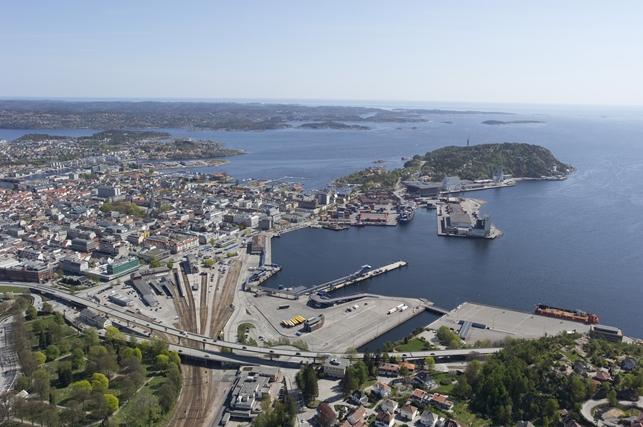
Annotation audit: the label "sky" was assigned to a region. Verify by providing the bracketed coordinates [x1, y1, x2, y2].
[1, 1, 642, 106]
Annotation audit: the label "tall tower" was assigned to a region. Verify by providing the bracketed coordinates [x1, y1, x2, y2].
[467, 136, 470, 147]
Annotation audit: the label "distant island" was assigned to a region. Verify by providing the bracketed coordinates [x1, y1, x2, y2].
[482, 120, 546, 125]
[334, 142, 573, 189]
[296, 121, 370, 130]
[3, 130, 244, 166]
[0, 99, 512, 131]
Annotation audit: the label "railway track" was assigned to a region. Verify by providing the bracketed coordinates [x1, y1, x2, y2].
[170, 262, 240, 427]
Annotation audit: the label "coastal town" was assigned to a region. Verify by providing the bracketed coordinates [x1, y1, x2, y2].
[0, 135, 640, 427]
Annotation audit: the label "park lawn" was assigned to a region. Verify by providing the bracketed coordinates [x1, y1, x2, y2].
[451, 402, 491, 427]
[396, 338, 429, 352]
[109, 375, 167, 426]
[0, 286, 26, 293]
[361, 377, 378, 389]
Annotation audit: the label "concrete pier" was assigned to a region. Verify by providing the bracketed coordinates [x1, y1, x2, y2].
[295, 260, 408, 296]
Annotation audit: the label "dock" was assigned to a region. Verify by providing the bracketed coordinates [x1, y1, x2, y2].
[428, 302, 592, 345]
[293, 260, 408, 297]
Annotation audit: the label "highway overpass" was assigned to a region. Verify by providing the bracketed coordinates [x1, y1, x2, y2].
[2, 281, 501, 365]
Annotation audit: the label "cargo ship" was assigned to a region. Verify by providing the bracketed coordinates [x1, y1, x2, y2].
[534, 304, 600, 324]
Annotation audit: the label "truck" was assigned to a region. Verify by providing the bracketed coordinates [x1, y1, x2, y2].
[278, 304, 290, 310]
[387, 308, 397, 315]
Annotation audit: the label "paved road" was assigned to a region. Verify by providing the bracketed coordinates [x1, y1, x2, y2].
[581, 396, 643, 425]
[2, 281, 501, 365]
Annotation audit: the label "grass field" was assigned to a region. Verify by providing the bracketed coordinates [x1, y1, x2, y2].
[396, 338, 430, 352]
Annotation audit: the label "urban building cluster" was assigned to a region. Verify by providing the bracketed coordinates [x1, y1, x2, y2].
[0, 165, 337, 285]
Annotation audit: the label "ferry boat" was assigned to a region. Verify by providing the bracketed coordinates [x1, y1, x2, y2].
[534, 304, 600, 324]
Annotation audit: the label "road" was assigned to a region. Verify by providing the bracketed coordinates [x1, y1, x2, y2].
[580, 396, 643, 425]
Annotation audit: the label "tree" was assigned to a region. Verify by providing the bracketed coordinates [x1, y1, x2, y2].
[71, 380, 92, 409]
[425, 356, 436, 372]
[26, 305, 38, 320]
[400, 365, 409, 377]
[166, 262, 174, 270]
[58, 361, 73, 387]
[104, 393, 119, 414]
[299, 364, 318, 405]
[149, 255, 161, 268]
[345, 347, 358, 361]
[203, 259, 215, 268]
[607, 389, 617, 407]
[91, 373, 109, 394]
[61, 400, 84, 427]
[155, 354, 170, 371]
[33, 351, 47, 365]
[119, 377, 137, 403]
[157, 382, 176, 413]
[32, 369, 51, 401]
[83, 327, 100, 348]
[341, 369, 359, 397]
[129, 396, 161, 427]
[41, 302, 54, 314]
[123, 347, 143, 362]
[71, 347, 85, 370]
[45, 344, 60, 361]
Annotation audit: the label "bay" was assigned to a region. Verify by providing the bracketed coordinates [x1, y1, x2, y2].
[1, 102, 642, 344]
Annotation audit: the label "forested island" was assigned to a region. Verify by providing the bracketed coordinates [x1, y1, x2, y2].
[482, 120, 546, 125]
[334, 142, 573, 189]
[0, 99, 511, 131]
[3, 130, 244, 166]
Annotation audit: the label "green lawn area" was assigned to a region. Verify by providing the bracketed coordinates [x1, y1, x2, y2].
[564, 351, 583, 363]
[396, 338, 430, 352]
[451, 402, 491, 427]
[0, 286, 26, 293]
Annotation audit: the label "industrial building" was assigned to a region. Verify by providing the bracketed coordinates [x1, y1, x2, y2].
[303, 315, 324, 332]
[108, 293, 133, 307]
[79, 308, 112, 329]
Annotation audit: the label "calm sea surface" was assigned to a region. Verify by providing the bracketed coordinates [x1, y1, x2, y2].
[2, 103, 643, 347]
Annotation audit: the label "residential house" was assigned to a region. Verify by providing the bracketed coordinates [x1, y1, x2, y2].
[400, 402, 418, 421]
[594, 369, 612, 382]
[399, 361, 415, 374]
[421, 411, 439, 427]
[350, 390, 368, 406]
[414, 371, 437, 389]
[380, 399, 398, 414]
[378, 363, 401, 377]
[444, 420, 463, 427]
[412, 388, 430, 404]
[371, 382, 391, 398]
[347, 406, 366, 425]
[429, 393, 454, 411]
[375, 411, 395, 427]
[573, 360, 591, 375]
[621, 356, 639, 371]
[517, 421, 535, 427]
[316, 403, 337, 427]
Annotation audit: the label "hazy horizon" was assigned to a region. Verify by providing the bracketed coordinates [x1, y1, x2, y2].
[2, 1, 642, 106]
